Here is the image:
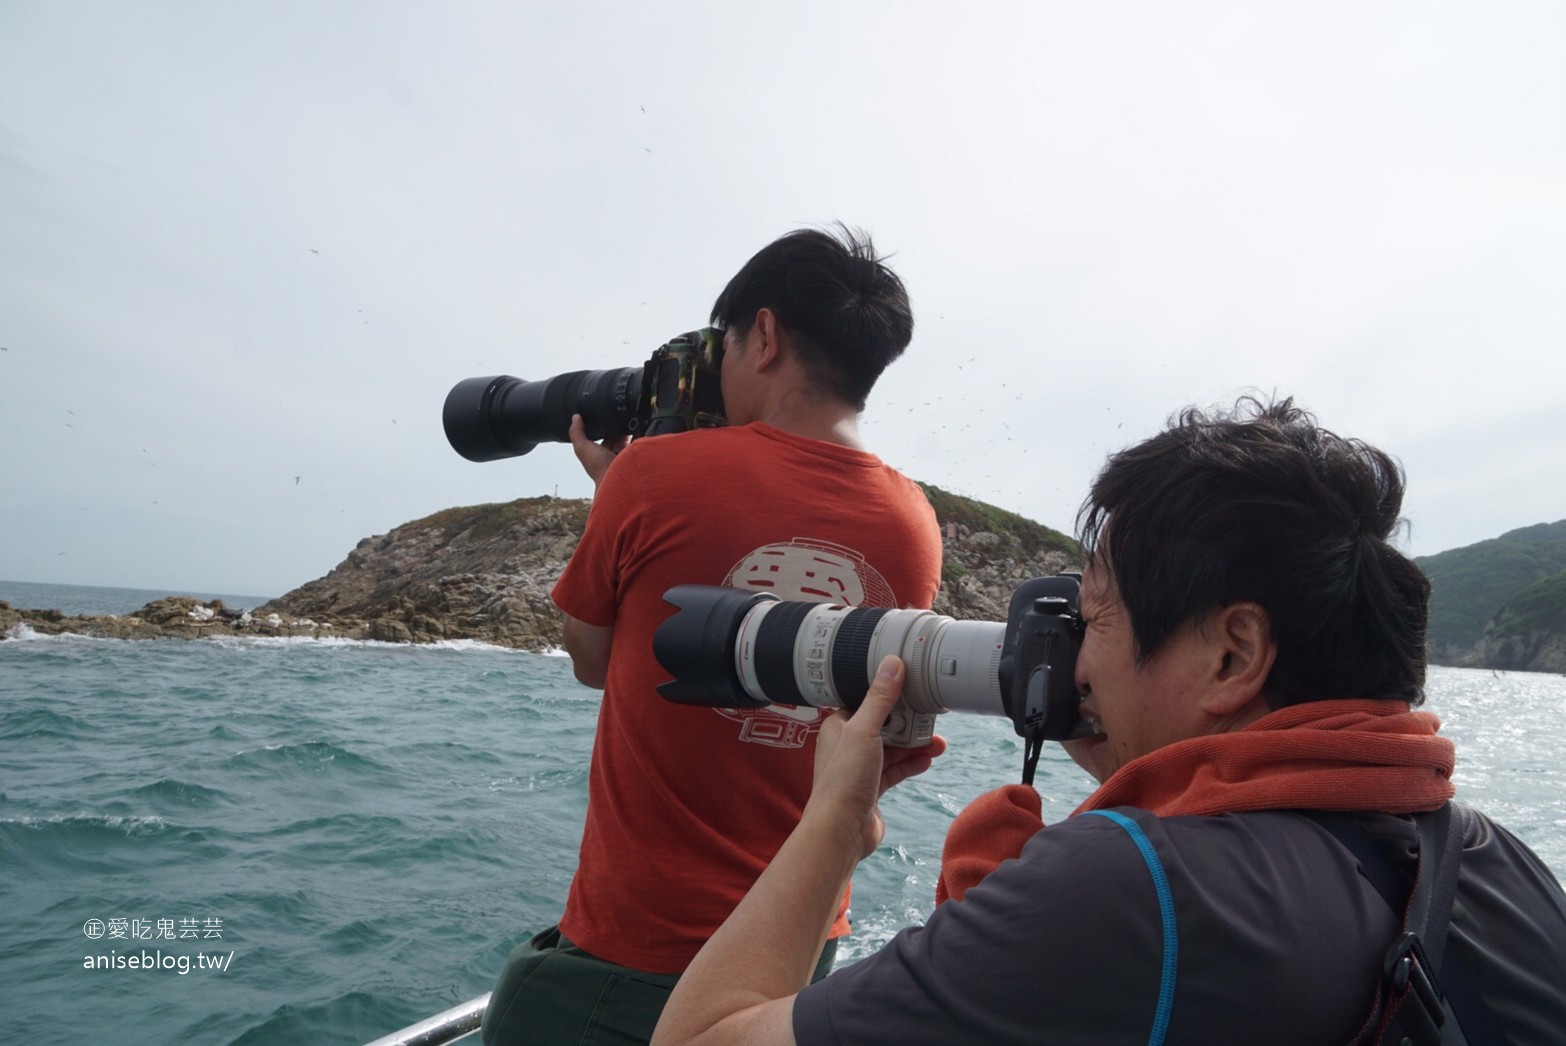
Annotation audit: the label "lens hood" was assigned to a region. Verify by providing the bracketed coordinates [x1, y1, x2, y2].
[654, 586, 777, 707]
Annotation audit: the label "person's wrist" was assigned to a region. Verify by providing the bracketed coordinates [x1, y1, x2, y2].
[803, 788, 880, 865]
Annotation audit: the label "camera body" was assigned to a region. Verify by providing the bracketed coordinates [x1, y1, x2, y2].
[653, 573, 1090, 783]
[443, 328, 727, 462]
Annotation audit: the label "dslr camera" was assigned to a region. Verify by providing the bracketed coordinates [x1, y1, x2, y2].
[654, 573, 1091, 785]
[443, 328, 727, 462]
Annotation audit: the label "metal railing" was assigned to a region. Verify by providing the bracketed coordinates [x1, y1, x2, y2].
[364, 992, 490, 1046]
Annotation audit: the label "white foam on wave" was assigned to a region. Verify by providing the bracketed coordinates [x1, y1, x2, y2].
[203, 632, 532, 654]
[2, 811, 170, 833]
[3, 624, 541, 656]
[204, 633, 431, 651]
[1, 624, 132, 645]
[204, 633, 387, 650]
[426, 638, 527, 654]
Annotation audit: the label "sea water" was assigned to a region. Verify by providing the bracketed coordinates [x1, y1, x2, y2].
[2, 581, 1564, 1044]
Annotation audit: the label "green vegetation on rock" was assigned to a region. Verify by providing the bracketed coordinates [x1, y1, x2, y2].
[1487, 570, 1566, 640]
[917, 482, 1081, 561]
[916, 483, 1082, 620]
[421, 497, 592, 544]
[1416, 520, 1566, 657]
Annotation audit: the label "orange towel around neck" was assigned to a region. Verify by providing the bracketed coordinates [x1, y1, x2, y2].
[936, 699, 1456, 904]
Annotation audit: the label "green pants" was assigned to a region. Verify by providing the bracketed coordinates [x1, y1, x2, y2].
[481, 925, 838, 1045]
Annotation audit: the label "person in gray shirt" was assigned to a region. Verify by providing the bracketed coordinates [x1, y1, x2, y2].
[651, 397, 1566, 1046]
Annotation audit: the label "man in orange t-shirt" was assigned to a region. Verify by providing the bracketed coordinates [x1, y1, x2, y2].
[482, 226, 942, 1045]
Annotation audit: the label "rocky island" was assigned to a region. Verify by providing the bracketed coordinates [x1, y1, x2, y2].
[7, 499, 1560, 673]
[0, 486, 1082, 652]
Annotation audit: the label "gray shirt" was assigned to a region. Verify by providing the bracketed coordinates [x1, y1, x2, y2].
[793, 806, 1566, 1044]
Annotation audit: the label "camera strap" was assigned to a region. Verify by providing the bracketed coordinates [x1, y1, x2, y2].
[1021, 727, 1045, 786]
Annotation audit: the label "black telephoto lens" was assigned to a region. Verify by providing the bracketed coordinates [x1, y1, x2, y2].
[443, 368, 643, 463]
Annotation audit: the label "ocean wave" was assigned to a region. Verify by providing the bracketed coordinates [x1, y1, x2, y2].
[202, 632, 532, 653]
[250, 813, 410, 868]
[387, 739, 504, 765]
[122, 777, 236, 809]
[204, 633, 417, 651]
[204, 722, 245, 742]
[0, 810, 233, 857]
[0, 707, 94, 741]
[321, 917, 396, 955]
[0, 811, 172, 835]
[225, 740, 394, 778]
[228, 989, 392, 1045]
[488, 765, 590, 793]
[1, 624, 132, 646]
[385, 824, 512, 869]
[509, 686, 601, 708]
[4, 624, 548, 658]
[834, 900, 932, 963]
[428, 638, 529, 654]
[0, 811, 237, 875]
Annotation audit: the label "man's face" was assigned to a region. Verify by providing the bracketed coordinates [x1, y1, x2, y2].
[1067, 560, 1217, 783]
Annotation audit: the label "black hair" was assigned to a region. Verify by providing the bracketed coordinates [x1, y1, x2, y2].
[709, 223, 913, 410]
[1077, 396, 1430, 707]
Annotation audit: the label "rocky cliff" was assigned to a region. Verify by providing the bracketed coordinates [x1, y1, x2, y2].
[1, 491, 1082, 650]
[1455, 570, 1566, 673]
[1459, 630, 1566, 674]
[1418, 520, 1566, 670]
[256, 496, 592, 648]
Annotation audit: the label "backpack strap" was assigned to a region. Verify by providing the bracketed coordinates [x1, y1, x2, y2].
[1083, 809, 1177, 1046]
[1308, 804, 1506, 1046]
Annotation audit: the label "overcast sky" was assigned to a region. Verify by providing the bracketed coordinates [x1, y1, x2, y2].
[2, 1, 1562, 599]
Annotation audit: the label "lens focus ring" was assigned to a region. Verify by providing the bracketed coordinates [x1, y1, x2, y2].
[829, 608, 890, 712]
[752, 601, 815, 706]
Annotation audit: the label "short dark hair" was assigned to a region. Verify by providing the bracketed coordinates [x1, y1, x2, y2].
[1077, 397, 1430, 707]
[710, 224, 913, 410]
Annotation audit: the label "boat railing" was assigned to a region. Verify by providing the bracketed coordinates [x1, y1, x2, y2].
[363, 992, 490, 1046]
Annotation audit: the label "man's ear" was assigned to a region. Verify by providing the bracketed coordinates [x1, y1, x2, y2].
[1198, 601, 1276, 716]
[749, 307, 783, 371]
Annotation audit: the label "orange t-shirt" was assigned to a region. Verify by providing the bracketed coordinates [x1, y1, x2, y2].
[552, 423, 943, 973]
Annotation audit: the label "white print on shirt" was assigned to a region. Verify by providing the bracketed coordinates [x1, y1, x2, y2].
[712, 539, 898, 748]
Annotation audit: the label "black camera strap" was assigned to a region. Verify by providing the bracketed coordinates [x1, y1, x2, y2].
[1308, 803, 1505, 1045]
[1021, 726, 1044, 787]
